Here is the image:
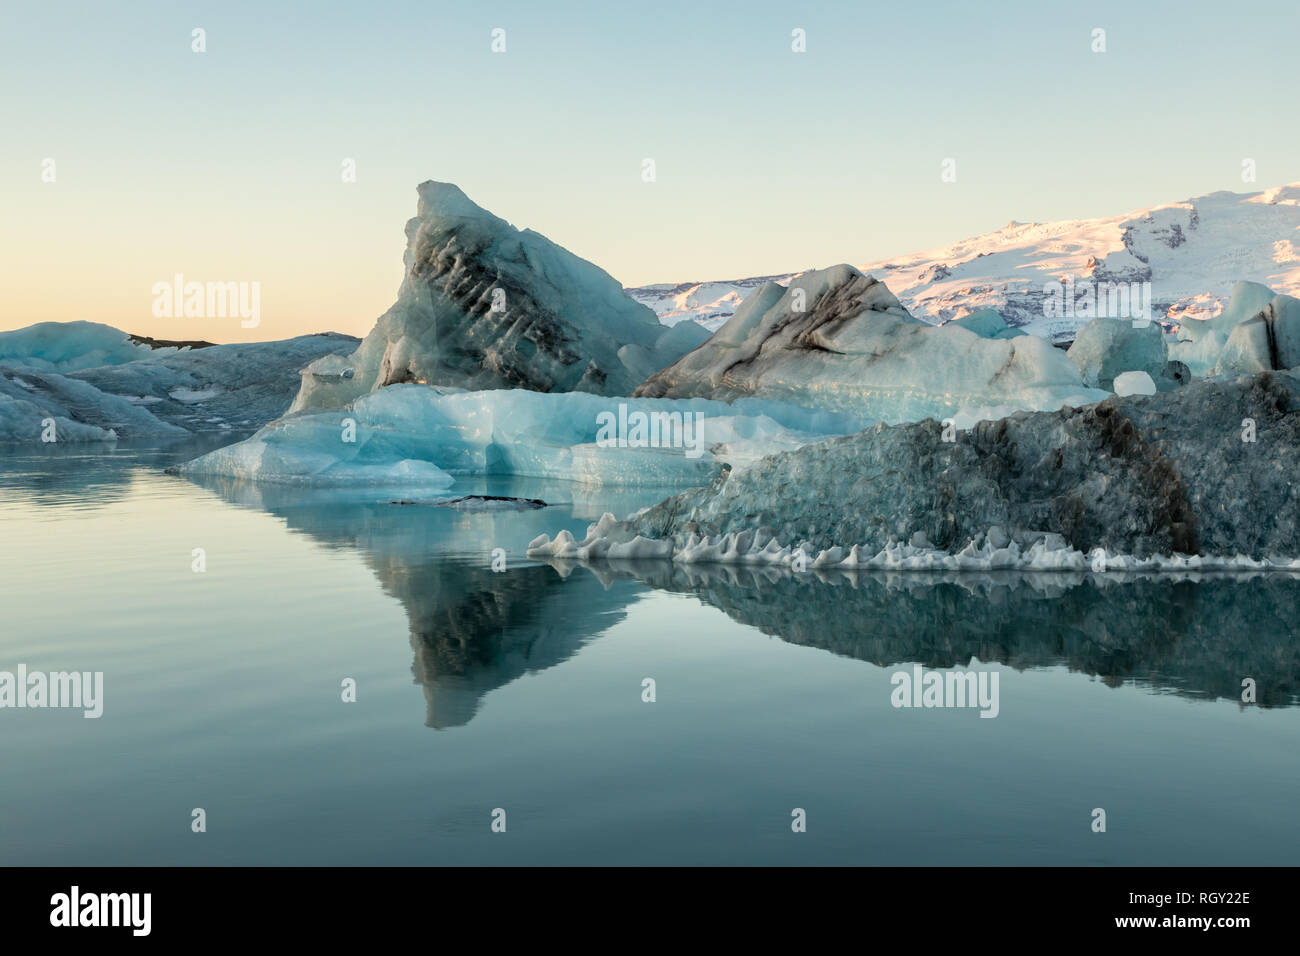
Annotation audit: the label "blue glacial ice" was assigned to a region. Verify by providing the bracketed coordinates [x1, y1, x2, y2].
[0, 321, 162, 371]
[1065, 318, 1169, 391]
[178, 385, 866, 487]
[289, 181, 710, 413]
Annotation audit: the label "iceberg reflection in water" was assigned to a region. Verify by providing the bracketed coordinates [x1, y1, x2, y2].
[3, 445, 1298, 865]
[536, 558, 1300, 708]
[194, 472, 1300, 719]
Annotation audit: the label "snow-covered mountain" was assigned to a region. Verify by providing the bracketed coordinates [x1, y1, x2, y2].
[628, 182, 1300, 341]
[626, 276, 793, 332]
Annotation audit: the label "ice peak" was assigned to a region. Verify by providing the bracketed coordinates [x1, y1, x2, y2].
[808, 263, 865, 285]
[414, 180, 500, 224]
[289, 180, 702, 409]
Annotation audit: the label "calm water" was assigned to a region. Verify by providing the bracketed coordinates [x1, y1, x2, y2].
[1, 440, 1298, 865]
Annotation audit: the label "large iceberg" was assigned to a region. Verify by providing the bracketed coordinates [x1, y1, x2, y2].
[178, 385, 863, 487]
[635, 265, 1108, 423]
[531, 372, 1300, 567]
[289, 182, 710, 413]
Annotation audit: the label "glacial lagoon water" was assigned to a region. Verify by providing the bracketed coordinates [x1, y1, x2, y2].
[1, 440, 1298, 866]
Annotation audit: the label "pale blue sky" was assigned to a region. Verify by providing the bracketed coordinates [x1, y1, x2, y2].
[3, 0, 1296, 339]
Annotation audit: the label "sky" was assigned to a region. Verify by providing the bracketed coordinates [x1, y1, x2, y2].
[2, 0, 1298, 342]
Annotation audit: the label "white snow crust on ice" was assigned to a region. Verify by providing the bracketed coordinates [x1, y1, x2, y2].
[526, 515, 1300, 574]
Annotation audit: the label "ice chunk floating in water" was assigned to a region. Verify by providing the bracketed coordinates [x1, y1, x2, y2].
[531, 372, 1300, 568]
[290, 181, 710, 413]
[636, 265, 1109, 422]
[179, 385, 864, 486]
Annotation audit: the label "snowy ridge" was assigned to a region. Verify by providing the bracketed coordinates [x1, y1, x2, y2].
[626, 276, 794, 332]
[527, 513, 1300, 573]
[630, 182, 1300, 341]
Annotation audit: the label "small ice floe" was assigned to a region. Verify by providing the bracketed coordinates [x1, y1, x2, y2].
[168, 386, 221, 403]
[390, 494, 548, 511]
[124, 395, 163, 404]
